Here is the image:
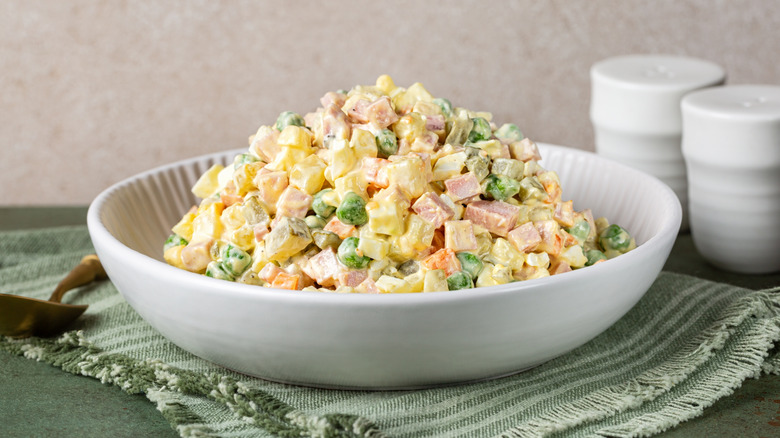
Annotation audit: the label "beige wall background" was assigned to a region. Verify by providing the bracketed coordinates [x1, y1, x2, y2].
[1, 0, 778, 206]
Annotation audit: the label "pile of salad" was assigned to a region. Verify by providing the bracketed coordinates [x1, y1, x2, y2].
[163, 75, 635, 293]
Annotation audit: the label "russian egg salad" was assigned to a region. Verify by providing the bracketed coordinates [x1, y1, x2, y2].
[163, 75, 636, 293]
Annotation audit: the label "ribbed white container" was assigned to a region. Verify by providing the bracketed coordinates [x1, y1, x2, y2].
[591, 55, 726, 231]
[682, 85, 780, 274]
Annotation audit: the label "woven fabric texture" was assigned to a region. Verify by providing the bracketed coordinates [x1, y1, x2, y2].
[1, 226, 779, 438]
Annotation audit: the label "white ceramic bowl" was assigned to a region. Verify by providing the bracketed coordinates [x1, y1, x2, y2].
[87, 143, 681, 389]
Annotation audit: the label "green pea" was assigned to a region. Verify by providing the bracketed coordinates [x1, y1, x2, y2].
[275, 111, 305, 131]
[467, 117, 492, 143]
[446, 270, 474, 291]
[338, 237, 371, 269]
[220, 244, 251, 277]
[205, 261, 235, 281]
[233, 153, 259, 169]
[599, 224, 633, 253]
[164, 234, 188, 252]
[456, 252, 484, 280]
[433, 97, 453, 117]
[484, 174, 521, 201]
[375, 129, 399, 158]
[493, 123, 524, 143]
[312, 189, 337, 218]
[566, 220, 590, 244]
[584, 249, 608, 266]
[336, 192, 368, 226]
[305, 215, 327, 229]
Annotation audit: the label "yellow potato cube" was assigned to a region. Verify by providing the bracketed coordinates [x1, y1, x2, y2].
[525, 252, 551, 269]
[431, 152, 467, 181]
[386, 155, 427, 199]
[163, 245, 186, 270]
[233, 161, 265, 196]
[277, 125, 313, 150]
[325, 138, 356, 182]
[392, 82, 434, 114]
[375, 275, 411, 294]
[395, 214, 435, 259]
[423, 269, 448, 292]
[350, 128, 378, 161]
[559, 245, 588, 269]
[171, 212, 196, 242]
[404, 271, 425, 293]
[392, 112, 426, 142]
[366, 200, 405, 237]
[267, 146, 310, 173]
[335, 170, 368, 201]
[489, 238, 524, 268]
[191, 164, 224, 199]
[289, 154, 326, 195]
[357, 235, 389, 260]
[375, 74, 396, 95]
[191, 202, 224, 241]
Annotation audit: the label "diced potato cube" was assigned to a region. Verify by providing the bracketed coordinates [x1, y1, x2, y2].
[423, 269, 448, 292]
[267, 146, 310, 173]
[289, 154, 326, 195]
[192, 202, 224, 241]
[325, 138, 356, 182]
[357, 235, 389, 260]
[431, 152, 467, 181]
[558, 245, 588, 269]
[366, 199, 405, 236]
[350, 128, 378, 161]
[171, 212, 196, 242]
[335, 170, 368, 201]
[277, 125, 312, 150]
[163, 245, 186, 270]
[375, 275, 411, 293]
[386, 155, 427, 199]
[404, 271, 425, 293]
[191, 164, 224, 199]
[488, 238, 524, 268]
[375, 74, 396, 95]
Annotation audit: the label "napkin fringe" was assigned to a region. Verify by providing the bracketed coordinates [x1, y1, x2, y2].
[500, 289, 780, 438]
[1, 331, 385, 438]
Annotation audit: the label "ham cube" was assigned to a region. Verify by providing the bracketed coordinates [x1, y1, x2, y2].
[425, 114, 445, 133]
[366, 96, 399, 129]
[303, 247, 340, 287]
[345, 98, 371, 124]
[444, 172, 482, 202]
[275, 187, 313, 219]
[464, 200, 521, 237]
[535, 220, 563, 256]
[554, 200, 575, 228]
[322, 104, 351, 142]
[444, 220, 478, 252]
[355, 277, 381, 294]
[338, 269, 369, 288]
[259, 263, 284, 283]
[362, 157, 390, 188]
[320, 91, 347, 109]
[508, 221, 542, 253]
[412, 192, 454, 229]
[249, 126, 281, 163]
[254, 170, 288, 213]
[550, 261, 572, 275]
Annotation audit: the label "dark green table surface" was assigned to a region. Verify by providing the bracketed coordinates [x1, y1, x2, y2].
[1, 207, 779, 438]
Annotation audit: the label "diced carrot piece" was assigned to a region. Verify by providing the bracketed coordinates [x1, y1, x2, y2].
[271, 271, 300, 290]
[324, 217, 356, 239]
[421, 248, 462, 276]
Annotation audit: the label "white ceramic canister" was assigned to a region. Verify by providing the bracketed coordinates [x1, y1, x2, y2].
[590, 55, 726, 231]
[681, 85, 780, 274]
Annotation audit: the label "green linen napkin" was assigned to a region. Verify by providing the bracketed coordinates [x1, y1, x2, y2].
[1, 226, 779, 438]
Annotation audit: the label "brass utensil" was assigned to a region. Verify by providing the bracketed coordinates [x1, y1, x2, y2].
[0, 254, 106, 338]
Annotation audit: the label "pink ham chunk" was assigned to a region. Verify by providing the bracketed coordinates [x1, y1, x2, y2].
[444, 172, 482, 202]
[553, 200, 575, 228]
[412, 192, 454, 229]
[507, 221, 542, 253]
[253, 224, 270, 242]
[463, 200, 521, 237]
[366, 96, 399, 128]
[355, 277, 380, 294]
[250, 128, 281, 163]
[444, 220, 478, 252]
[322, 104, 351, 141]
[259, 263, 284, 283]
[275, 187, 313, 219]
[361, 157, 390, 188]
[302, 247, 340, 287]
[345, 98, 371, 124]
[324, 216, 356, 239]
[535, 220, 563, 257]
[320, 91, 347, 109]
[337, 269, 368, 288]
[425, 114, 445, 133]
[254, 171, 288, 210]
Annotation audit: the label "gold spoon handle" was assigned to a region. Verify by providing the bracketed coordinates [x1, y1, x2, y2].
[47, 255, 108, 303]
